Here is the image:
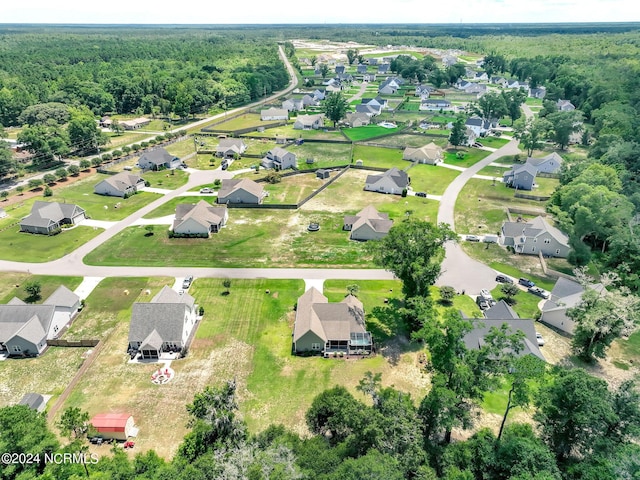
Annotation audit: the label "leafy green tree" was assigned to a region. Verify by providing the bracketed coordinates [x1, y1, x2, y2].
[473, 92, 508, 122]
[1, 190, 8, 200]
[544, 110, 583, 150]
[534, 368, 616, 462]
[0, 140, 15, 178]
[369, 220, 456, 298]
[500, 282, 520, 305]
[501, 88, 527, 125]
[445, 64, 466, 85]
[24, 280, 42, 302]
[346, 49, 358, 65]
[18, 102, 70, 126]
[567, 270, 640, 362]
[57, 407, 90, 439]
[319, 64, 329, 80]
[449, 116, 467, 149]
[79, 159, 91, 170]
[265, 171, 281, 184]
[67, 164, 80, 176]
[400, 295, 438, 333]
[16, 185, 24, 194]
[497, 355, 546, 440]
[306, 386, 364, 445]
[173, 84, 194, 120]
[0, 405, 59, 480]
[345, 284, 359, 297]
[439, 286, 456, 306]
[55, 167, 68, 180]
[28, 178, 43, 189]
[67, 106, 108, 155]
[325, 450, 404, 480]
[323, 92, 349, 128]
[222, 279, 231, 294]
[43, 173, 56, 184]
[429, 68, 448, 88]
[18, 124, 70, 165]
[513, 117, 550, 157]
[482, 53, 507, 77]
[43, 186, 52, 197]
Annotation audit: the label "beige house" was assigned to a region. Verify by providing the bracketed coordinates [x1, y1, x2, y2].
[343, 205, 393, 241]
[172, 200, 228, 236]
[364, 167, 409, 195]
[94, 172, 145, 197]
[345, 112, 371, 128]
[217, 178, 265, 204]
[402, 142, 444, 165]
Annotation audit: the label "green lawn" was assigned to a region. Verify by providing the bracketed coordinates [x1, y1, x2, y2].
[534, 177, 560, 197]
[0, 274, 83, 304]
[0, 226, 103, 263]
[47, 174, 163, 220]
[352, 145, 405, 168]
[263, 173, 324, 204]
[409, 164, 461, 196]
[184, 153, 219, 170]
[478, 136, 510, 148]
[477, 165, 511, 178]
[207, 113, 264, 131]
[142, 169, 189, 190]
[255, 123, 344, 141]
[287, 141, 352, 168]
[84, 209, 373, 268]
[444, 148, 492, 168]
[342, 125, 400, 142]
[397, 101, 421, 112]
[143, 196, 217, 219]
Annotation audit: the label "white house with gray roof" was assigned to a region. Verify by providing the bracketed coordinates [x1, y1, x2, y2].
[343, 205, 393, 241]
[138, 147, 181, 171]
[526, 152, 563, 174]
[217, 178, 265, 204]
[20, 201, 86, 235]
[345, 112, 371, 127]
[294, 114, 325, 130]
[261, 147, 297, 170]
[503, 163, 538, 191]
[94, 172, 146, 198]
[501, 216, 570, 258]
[216, 138, 247, 158]
[128, 286, 198, 359]
[282, 98, 304, 112]
[540, 277, 605, 334]
[0, 285, 80, 357]
[260, 107, 289, 121]
[403, 142, 444, 165]
[292, 287, 372, 355]
[364, 167, 410, 195]
[172, 201, 228, 236]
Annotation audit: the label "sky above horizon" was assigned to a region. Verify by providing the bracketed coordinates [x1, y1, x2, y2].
[4, 0, 640, 24]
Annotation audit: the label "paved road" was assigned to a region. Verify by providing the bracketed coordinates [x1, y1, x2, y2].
[436, 137, 522, 294]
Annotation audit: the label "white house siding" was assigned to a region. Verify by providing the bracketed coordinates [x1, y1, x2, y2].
[174, 218, 210, 236]
[541, 309, 576, 335]
[94, 182, 126, 198]
[351, 224, 385, 241]
[218, 190, 260, 204]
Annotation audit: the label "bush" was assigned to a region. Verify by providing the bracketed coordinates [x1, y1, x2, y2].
[0, 191, 8, 200]
[112, 149, 123, 158]
[79, 159, 91, 170]
[28, 178, 43, 189]
[43, 186, 53, 197]
[148, 139, 157, 146]
[122, 146, 131, 154]
[16, 186, 24, 194]
[168, 230, 209, 239]
[401, 188, 408, 197]
[198, 306, 204, 316]
[265, 171, 282, 184]
[43, 173, 56, 184]
[155, 135, 165, 142]
[141, 141, 150, 148]
[456, 151, 466, 159]
[67, 164, 80, 176]
[131, 144, 141, 152]
[55, 167, 68, 180]
[101, 153, 112, 161]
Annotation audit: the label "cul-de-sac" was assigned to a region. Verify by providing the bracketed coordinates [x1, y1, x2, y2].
[1, 22, 640, 479]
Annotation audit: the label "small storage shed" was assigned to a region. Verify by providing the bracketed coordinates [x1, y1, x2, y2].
[90, 413, 135, 441]
[316, 169, 330, 179]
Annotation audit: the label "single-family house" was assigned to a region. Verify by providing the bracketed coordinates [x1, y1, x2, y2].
[557, 99, 576, 111]
[138, 147, 181, 170]
[99, 116, 112, 128]
[368, 58, 379, 66]
[18, 393, 48, 412]
[215, 138, 247, 158]
[356, 64, 368, 74]
[526, 152, 563, 174]
[0, 285, 81, 357]
[355, 104, 381, 116]
[94, 172, 146, 198]
[484, 300, 519, 320]
[442, 55, 457, 66]
[463, 318, 545, 361]
[465, 116, 496, 137]
[20, 201, 86, 235]
[345, 112, 371, 127]
[529, 86, 547, 99]
[540, 277, 605, 334]
[364, 167, 409, 195]
[502, 163, 538, 191]
[507, 79, 521, 89]
[262, 147, 297, 170]
[294, 114, 325, 130]
[313, 89, 326, 101]
[362, 73, 377, 82]
[282, 98, 304, 112]
[128, 286, 198, 358]
[415, 84, 434, 99]
[491, 77, 509, 87]
[292, 287, 372, 355]
[119, 117, 150, 130]
[378, 63, 390, 74]
[378, 77, 403, 95]
[90, 413, 136, 441]
[302, 94, 318, 108]
[500, 216, 571, 258]
[343, 205, 393, 241]
[403, 142, 444, 165]
[420, 99, 453, 111]
[464, 127, 478, 147]
[172, 200, 228, 236]
[335, 65, 345, 74]
[217, 178, 265, 204]
[336, 73, 354, 83]
[474, 72, 489, 82]
[456, 80, 473, 91]
[260, 107, 289, 121]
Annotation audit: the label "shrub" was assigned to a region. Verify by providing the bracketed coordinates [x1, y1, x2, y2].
[0, 191, 8, 200]
[67, 164, 80, 176]
[55, 167, 68, 180]
[401, 188, 408, 197]
[155, 135, 165, 142]
[101, 153, 112, 162]
[91, 158, 103, 167]
[122, 146, 131, 154]
[140, 141, 150, 148]
[148, 139, 157, 145]
[456, 151, 466, 159]
[198, 306, 204, 316]
[16, 186, 24, 194]
[79, 159, 91, 170]
[265, 171, 281, 184]
[112, 149, 123, 158]
[43, 186, 53, 197]
[131, 144, 141, 152]
[43, 173, 56, 184]
[28, 178, 43, 189]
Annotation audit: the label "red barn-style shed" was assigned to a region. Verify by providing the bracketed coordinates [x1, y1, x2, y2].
[90, 413, 135, 441]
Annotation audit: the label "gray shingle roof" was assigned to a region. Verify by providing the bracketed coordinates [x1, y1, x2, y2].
[484, 300, 519, 320]
[97, 172, 145, 193]
[139, 147, 177, 166]
[21, 201, 85, 228]
[18, 393, 47, 411]
[173, 200, 227, 232]
[217, 179, 264, 200]
[502, 216, 569, 247]
[366, 167, 409, 189]
[44, 285, 79, 308]
[129, 303, 188, 344]
[0, 305, 55, 343]
[463, 318, 545, 361]
[345, 205, 393, 235]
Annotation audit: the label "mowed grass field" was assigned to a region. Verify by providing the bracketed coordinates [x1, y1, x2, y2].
[342, 125, 400, 141]
[0, 273, 82, 304]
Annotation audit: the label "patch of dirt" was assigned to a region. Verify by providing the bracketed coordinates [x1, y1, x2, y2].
[272, 292, 279, 299]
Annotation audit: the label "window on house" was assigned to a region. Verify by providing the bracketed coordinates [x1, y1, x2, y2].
[556, 249, 560, 255]
[544, 239, 551, 244]
[533, 238, 537, 243]
[311, 343, 321, 351]
[12, 345, 21, 353]
[531, 246, 536, 252]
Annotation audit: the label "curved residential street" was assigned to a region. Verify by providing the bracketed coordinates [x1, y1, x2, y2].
[436, 138, 521, 294]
